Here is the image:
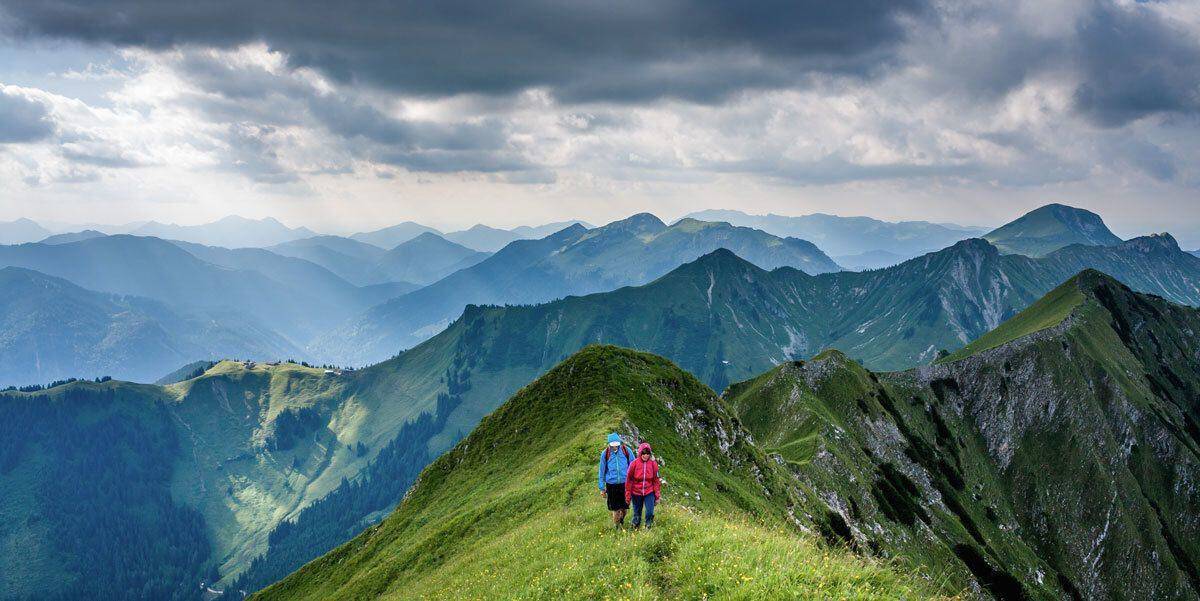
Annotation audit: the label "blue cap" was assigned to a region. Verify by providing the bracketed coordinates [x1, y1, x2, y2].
[607, 433, 621, 445]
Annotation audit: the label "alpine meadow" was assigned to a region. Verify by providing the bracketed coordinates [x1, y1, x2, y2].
[2, 1, 1200, 600]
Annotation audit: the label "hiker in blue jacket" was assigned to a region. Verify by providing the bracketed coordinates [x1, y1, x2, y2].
[598, 432, 633, 530]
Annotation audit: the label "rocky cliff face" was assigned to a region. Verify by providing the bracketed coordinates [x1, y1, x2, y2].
[726, 271, 1200, 600]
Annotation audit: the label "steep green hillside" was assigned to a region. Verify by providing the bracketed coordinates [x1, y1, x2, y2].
[318, 214, 841, 365]
[725, 271, 1200, 599]
[0, 381, 211, 600]
[0, 349, 479, 598]
[984, 203, 1122, 257]
[254, 347, 942, 600]
[0, 267, 297, 387]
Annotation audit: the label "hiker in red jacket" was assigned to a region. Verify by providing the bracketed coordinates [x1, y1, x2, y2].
[624, 442, 661, 530]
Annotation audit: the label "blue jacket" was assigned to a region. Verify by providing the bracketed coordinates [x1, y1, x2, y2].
[598, 445, 633, 489]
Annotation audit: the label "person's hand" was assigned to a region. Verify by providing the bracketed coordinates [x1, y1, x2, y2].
[600, 489, 606, 497]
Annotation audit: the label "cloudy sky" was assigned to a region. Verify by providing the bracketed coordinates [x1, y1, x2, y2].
[0, 0, 1198, 243]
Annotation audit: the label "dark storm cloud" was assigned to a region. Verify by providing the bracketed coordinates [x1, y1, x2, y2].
[0, 91, 54, 142]
[165, 49, 532, 176]
[0, 0, 928, 102]
[1072, 2, 1200, 127]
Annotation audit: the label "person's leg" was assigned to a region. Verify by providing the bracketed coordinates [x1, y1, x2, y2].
[644, 494, 656, 529]
[617, 507, 626, 525]
[631, 495, 644, 528]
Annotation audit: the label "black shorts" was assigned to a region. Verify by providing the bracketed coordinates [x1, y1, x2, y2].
[606, 483, 628, 510]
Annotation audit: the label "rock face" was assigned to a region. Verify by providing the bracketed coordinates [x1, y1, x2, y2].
[726, 271, 1200, 600]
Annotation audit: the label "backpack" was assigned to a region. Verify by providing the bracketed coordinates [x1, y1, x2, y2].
[603, 445, 631, 477]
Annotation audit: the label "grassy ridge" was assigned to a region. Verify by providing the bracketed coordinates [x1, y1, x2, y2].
[255, 346, 944, 600]
[939, 275, 1085, 362]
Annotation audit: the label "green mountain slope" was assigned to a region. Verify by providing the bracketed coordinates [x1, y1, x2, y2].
[724, 271, 1200, 599]
[254, 346, 941, 600]
[0, 267, 297, 387]
[320, 214, 842, 364]
[984, 203, 1122, 257]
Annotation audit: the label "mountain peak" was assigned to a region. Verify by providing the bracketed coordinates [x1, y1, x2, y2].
[984, 203, 1121, 257]
[605, 212, 667, 233]
[1118, 232, 1181, 253]
[945, 237, 1001, 256]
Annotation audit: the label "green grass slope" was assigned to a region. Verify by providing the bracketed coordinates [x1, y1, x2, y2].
[725, 271, 1200, 600]
[255, 346, 944, 600]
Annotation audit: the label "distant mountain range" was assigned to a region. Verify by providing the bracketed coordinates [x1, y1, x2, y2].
[350, 219, 592, 252]
[270, 232, 490, 286]
[38, 230, 106, 245]
[684, 209, 987, 259]
[127, 216, 318, 248]
[0, 235, 418, 381]
[831, 249, 908, 271]
[317, 214, 843, 364]
[0, 218, 52, 245]
[0, 268, 297, 387]
[266, 235, 393, 286]
[0, 203, 1186, 389]
[983, 203, 1123, 256]
[347, 221, 441, 249]
[375, 233, 491, 284]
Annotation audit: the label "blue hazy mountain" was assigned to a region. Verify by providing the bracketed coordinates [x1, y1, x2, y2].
[684, 209, 986, 257]
[130, 215, 317, 248]
[0, 267, 297, 386]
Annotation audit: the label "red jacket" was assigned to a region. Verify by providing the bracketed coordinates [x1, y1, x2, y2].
[625, 443, 661, 501]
